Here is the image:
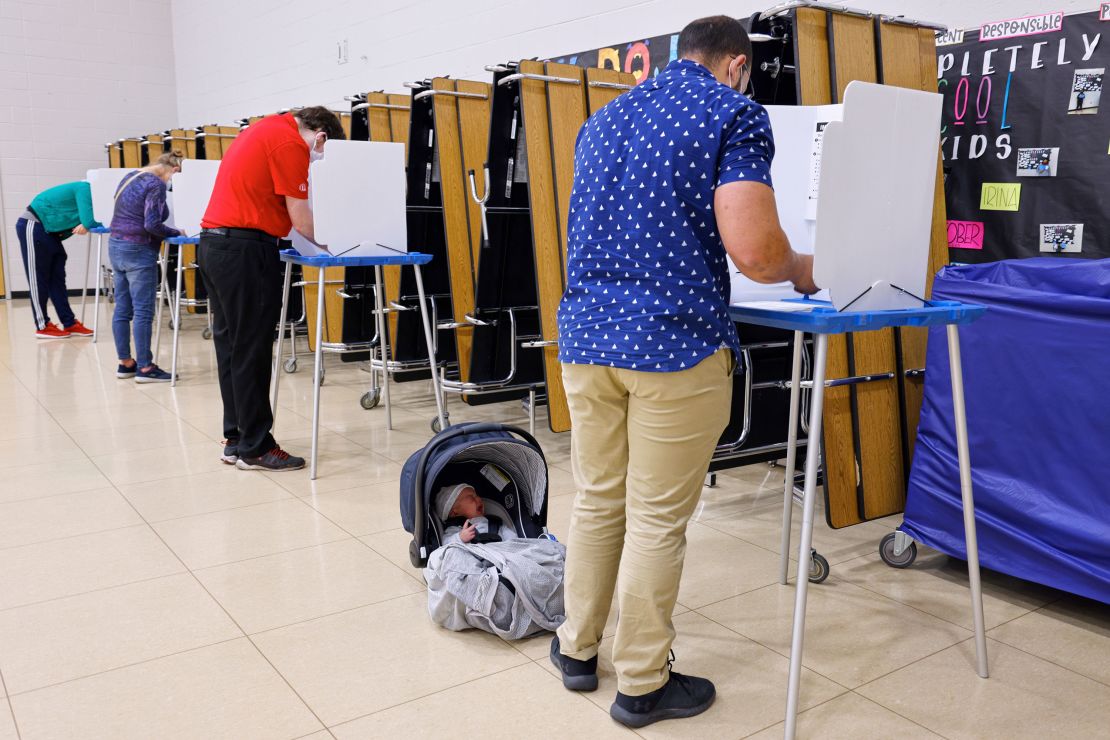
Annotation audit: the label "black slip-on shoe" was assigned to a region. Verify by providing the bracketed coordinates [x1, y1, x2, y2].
[610, 670, 716, 728]
[550, 636, 598, 691]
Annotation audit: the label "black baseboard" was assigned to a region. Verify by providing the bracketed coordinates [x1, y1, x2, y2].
[9, 288, 99, 300]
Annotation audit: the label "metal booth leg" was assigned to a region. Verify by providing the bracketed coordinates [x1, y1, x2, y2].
[271, 261, 292, 425]
[779, 330, 805, 585]
[81, 233, 92, 325]
[153, 242, 169, 363]
[373, 266, 393, 430]
[947, 323, 989, 678]
[92, 232, 104, 341]
[528, 386, 537, 437]
[413, 264, 447, 431]
[170, 243, 183, 387]
[310, 264, 326, 480]
[783, 333, 829, 740]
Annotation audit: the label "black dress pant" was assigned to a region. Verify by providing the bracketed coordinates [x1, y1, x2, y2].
[197, 233, 283, 458]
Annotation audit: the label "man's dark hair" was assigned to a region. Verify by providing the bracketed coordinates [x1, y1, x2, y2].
[677, 15, 753, 68]
[294, 106, 347, 141]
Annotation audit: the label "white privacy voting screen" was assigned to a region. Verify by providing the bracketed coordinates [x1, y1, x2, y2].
[169, 159, 221, 237]
[86, 168, 137, 225]
[729, 82, 942, 311]
[302, 139, 407, 256]
[813, 81, 942, 311]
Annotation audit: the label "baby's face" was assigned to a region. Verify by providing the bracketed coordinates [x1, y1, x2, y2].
[449, 486, 484, 518]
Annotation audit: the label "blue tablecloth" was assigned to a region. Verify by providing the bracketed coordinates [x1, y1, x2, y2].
[903, 258, 1110, 603]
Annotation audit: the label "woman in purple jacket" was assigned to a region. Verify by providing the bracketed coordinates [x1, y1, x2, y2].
[109, 150, 184, 383]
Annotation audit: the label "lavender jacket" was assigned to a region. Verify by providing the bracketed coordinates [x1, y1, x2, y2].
[110, 172, 178, 247]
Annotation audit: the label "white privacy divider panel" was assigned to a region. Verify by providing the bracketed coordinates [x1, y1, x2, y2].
[169, 159, 221, 236]
[813, 81, 942, 311]
[307, 139, 407, 256]
[87, 168, 137, 225]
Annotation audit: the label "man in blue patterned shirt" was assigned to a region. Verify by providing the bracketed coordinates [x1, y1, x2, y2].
[549, 16, 817, 728]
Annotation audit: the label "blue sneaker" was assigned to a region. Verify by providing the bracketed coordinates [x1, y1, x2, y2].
[135, 365, 174, 384]
[117, 363, 137, 379]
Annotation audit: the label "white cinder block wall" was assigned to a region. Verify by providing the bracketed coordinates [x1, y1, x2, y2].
[0, 0, 178, 296]
[170, 0, 1098, 124]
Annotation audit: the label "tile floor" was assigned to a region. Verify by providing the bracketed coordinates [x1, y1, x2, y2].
[0, 298, 1108, 739]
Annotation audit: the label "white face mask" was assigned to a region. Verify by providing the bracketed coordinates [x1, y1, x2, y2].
[307, 132, 326, 162]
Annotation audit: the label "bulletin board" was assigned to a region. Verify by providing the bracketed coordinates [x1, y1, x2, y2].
[939, 9, 1110, 261]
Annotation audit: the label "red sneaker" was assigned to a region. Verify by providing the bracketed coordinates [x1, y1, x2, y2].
[65, 320, 94, 337]
[36, 322, 70, 340]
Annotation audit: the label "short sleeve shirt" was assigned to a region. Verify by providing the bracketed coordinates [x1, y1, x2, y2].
[556, 59, 775, 371]
[201, 113, 309, 237]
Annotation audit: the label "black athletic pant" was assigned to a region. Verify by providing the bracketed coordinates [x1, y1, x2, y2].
[197, 233, 283, 458]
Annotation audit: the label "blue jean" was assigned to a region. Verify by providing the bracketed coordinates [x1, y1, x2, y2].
[110, 238, 160, 368]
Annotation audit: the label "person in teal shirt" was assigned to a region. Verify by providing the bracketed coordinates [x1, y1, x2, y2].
[15, 181, 102, 338]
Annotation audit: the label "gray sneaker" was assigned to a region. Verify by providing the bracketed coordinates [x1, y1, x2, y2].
[236, 447, 305, 472]
[220, 439, 239, 465]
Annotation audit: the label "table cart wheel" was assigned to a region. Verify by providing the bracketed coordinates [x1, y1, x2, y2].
[431, 413, 450, 433]
[283, 357, 298, 374]
[360, 389, 381, 410]
[879, 531, 918, 568]
[808, 550, 830, 584]
[202, 327, 213, 340]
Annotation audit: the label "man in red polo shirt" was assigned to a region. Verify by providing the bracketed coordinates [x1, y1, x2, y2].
[198, 106, 345, 472]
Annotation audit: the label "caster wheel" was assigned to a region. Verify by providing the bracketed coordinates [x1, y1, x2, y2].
[283, 358, 298, 373]
[202, 327, 212, 340]
[808, 551, 830, 584]
[360, 390, 381, 410]
[408, 540, 426, 568]
[879, 532, 918, 569]
[431, 415, 449, 433]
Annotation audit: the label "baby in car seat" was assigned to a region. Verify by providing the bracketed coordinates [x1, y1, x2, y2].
[436, 483, 519, 545]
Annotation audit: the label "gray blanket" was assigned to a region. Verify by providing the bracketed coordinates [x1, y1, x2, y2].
[424, 538, 566, 639]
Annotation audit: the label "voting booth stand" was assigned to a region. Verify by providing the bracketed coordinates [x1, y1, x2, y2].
[718, 4, 953, 551]
[272, 139, 446, 479]
[282, 94, 411, 377]
[728, 79, 989, 740]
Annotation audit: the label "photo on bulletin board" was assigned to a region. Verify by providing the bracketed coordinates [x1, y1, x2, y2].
[939, 10, 1110, 262]
[1016, 147, 1059, 177]
[1039, 223, 1084, 252]
[1067, 68, 1103, 114]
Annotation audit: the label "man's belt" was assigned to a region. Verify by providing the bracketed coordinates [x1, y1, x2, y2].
[200, 227, 282, 246]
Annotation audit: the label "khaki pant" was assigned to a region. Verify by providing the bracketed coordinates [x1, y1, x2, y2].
[556, 348, 734, 696]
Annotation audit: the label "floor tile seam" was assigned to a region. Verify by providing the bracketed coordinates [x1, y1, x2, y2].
[173, 532, 357, 572]
[737, 690, 846, 738]
[111, 481, 337, 734]
[0, 481, 121, 508]
[838, 568, 1039, 635]
[690, 579, 975, 688]
[262, 465, 405, 496]
[981, 631, 1110, 690]
[0, 567, 191, 616]
[843, 688, 957, 740]
[125, 488, 299, 525]
[0, 519, 150, 554]
[679, 575, 787, 613]
[0, 668, 20, 740]
[695, 518, 797, 559]
[325, 659, 575, 731]
[854, 635, 984, 698]
[689, 604, 853, 691]
[353, 537, 428, 589]
[144, 486, 345, 526]
[232, 582, 428, 638]
[247, 588, 426, 640]
[1, 635, 246, 699]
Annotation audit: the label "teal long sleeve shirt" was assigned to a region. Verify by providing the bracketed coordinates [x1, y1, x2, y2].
[29, 181, 103, 240]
